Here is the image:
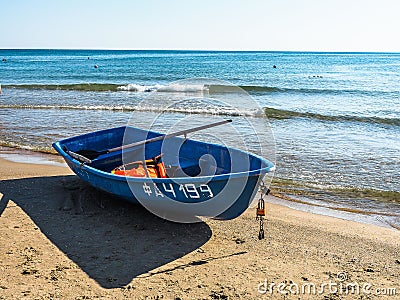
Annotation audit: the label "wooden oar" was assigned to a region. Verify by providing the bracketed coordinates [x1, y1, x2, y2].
[66, 119, 232, 164]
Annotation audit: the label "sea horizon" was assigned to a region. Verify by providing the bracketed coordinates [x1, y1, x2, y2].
[1, 48, 400, 54]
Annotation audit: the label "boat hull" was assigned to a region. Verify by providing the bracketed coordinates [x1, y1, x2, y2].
[53, 126, 274, 221]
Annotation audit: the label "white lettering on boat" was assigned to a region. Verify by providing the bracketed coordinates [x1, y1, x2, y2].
[200, 184, 214, 198]
[180, 184, 200, 198]
[143, 182, 153, 196]
[153, 184, 164, 197]
[162, 183, 176, 197]
[142, 182, 214, 199]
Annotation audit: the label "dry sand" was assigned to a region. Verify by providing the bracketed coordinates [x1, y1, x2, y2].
[0, 157, 399, 299]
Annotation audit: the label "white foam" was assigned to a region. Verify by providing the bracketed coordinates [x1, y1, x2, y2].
[117, 84, 160, 92]
[116, 83, 208, 93]
[0, 103, 262, 117]
[157, 84, 208, 93]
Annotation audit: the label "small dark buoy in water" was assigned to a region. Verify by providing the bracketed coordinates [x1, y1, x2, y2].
[94, 64, 98, 69]
[273, 65, 276, 68]
[88, 57, 90, 60]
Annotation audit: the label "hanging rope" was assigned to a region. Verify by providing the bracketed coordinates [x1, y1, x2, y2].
[256, 180, 270, 240]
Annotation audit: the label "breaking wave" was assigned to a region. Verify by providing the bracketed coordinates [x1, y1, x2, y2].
[4, 83, 398, 97]
[0, 104, 262, 117]
[1, 104, 398, 126]
[264, 107, 400, 126]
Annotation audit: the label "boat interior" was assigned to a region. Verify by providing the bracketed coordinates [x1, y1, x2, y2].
[60, 126, 266, 178]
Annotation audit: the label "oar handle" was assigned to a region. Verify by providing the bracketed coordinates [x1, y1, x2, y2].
[108, 119, 232, 153]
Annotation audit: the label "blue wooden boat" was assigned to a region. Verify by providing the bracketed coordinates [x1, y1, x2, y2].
[52, 123, 275, 221]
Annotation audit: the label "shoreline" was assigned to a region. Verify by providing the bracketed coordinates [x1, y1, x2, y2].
[0, 146, 65, 167]
[0, 155, 399, 299]
[0, 147, 397, 230]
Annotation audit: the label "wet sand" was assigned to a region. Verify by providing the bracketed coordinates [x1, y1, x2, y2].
[0, 157, 399, 299]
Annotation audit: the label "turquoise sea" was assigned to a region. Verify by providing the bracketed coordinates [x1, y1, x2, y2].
[0, 50, 399, 221]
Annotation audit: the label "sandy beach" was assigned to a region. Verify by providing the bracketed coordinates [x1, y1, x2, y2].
[0, 156, 399, 300]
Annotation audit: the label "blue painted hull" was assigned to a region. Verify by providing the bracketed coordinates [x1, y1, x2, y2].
[53, 126, 274, 221]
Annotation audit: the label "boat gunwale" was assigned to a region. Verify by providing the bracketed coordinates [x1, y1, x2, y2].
[52, 126, 275, 183]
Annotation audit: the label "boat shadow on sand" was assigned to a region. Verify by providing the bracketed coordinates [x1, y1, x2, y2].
[0, 175, 212, 288]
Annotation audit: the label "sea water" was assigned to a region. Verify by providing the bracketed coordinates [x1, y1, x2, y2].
[0, 50, 399, 219]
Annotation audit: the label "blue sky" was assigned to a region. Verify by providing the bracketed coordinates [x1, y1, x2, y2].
[1, 0, 399, 51]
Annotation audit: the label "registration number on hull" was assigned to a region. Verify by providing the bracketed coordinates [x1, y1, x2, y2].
[142, 182, 214, 199]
